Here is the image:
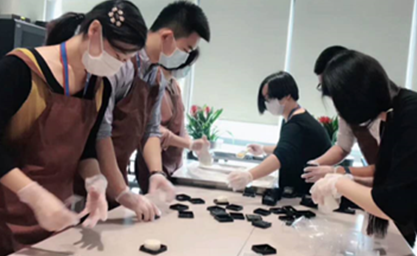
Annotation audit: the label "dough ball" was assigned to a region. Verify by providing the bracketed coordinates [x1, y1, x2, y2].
[144, 239, 161, 251]
[216, 195, 228, 203]
[236, 152, 246, 159]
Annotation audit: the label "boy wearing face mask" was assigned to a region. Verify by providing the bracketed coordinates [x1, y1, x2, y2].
[96, 1, 210, 221]
[158, 49, 210, 177]
[227, 71, 331, 197]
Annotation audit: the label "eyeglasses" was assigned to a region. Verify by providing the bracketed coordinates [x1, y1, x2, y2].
[316, 83, 322, 92]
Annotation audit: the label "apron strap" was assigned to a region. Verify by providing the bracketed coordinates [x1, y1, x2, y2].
[7, 49, 47, 83]
[163, 80, 181, 129]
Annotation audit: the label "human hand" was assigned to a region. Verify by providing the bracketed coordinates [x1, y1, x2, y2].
[227, 171, 253, 191]
[302, 164, 335, 183]
[310, 173, 353, 206]
[116, 188, 161, 222]
[149, 173, 175, 202]
[17, 182, 79, 232]
[79, 174, 108, 228]
[247, 144, 264, 156]
[190, 136, 210, 152]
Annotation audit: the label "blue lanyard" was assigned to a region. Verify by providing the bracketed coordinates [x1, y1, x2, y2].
[288, 105, 301, 120]
[60, 43, 90, 97]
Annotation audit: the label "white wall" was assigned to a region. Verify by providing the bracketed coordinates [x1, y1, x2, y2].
[0, 0, 46, 21]
[54, 0, 188, 25]
[290, 0, 414, 117]
[191, 0, 291, 125]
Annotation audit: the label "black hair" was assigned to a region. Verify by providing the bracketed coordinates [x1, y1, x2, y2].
[321, 50, 399, 125]
[46, 0, 147, 53]
[314, 45, 348, 75]
[257, 71, 299, 114]
[165, 48, 200, 71]
[322, 50, 401, 238]
[150, 1, 210, 42]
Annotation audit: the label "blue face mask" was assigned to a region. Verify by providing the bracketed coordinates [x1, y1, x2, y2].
[171, 66, 191, 79]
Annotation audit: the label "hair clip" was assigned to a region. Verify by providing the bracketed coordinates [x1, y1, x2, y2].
[75, 13, 85, 21]
[108, 6, 124, 27]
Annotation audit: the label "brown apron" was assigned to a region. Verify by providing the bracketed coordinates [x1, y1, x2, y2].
[111, 56, 160, 197]
[350, 125, 379, 164]
[135, 79, 186, 193]
[0, 49, 101, 254]
[160, 80, 186, 175]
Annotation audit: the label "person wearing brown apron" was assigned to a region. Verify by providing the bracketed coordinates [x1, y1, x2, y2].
[0, 2, 148, 254]
[303, 45, 381, 183]
[310, 50, 417, 247]
[95, 2, 210, 222]
[136, 50, 209, 193]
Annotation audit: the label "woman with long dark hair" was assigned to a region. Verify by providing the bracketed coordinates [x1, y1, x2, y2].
[311, 50, 417, 245]
[0, 1, 147, 254]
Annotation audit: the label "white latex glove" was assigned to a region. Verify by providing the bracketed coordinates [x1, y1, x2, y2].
[17, 182, 79, 232]
[247, 144, 264, 156]
[116, 188, 161, 222]
[310, 173, 353, 206]
[190, 136, 210, 152]
[302, 163, 336, 183]
[196, 136, 212, 166]
[79, 174, 108, 228]
[227, 171, 253, 191]
[149, 173, 176, 202]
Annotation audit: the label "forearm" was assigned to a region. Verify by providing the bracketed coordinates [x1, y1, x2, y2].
[0, 168, 33, 193]
[78, 158, 101, 180]
[167, 134, 192, 149]
[315, 145, 349, 165]
[353, 176, 374, 187]
[263, 146, 276, 155]
[249, 155, 281, 180]
[334, 165, 375, 177]
[143, 137, 163, 173]
[336, 178, 389, 219]
[96, 137, 128, 199]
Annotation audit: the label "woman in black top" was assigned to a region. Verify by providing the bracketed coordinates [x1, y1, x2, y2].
[227, 71, 331, 196]
[310, 50, 417, 243]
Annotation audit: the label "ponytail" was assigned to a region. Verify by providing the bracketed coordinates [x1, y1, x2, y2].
[44, 1, 147, 53]
[45, 12, 86, 46]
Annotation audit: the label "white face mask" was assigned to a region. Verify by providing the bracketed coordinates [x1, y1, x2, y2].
[172, 66, 191, 79]
[265, 99, 285, 116]
[82, 32, 124, 77]
[159, 39, 190, 69]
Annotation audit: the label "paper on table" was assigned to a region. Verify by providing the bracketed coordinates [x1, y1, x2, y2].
[187, 162, 277, 188]
[319, 196, 340, 213]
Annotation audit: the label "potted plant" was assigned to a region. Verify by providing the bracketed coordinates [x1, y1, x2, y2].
[317, 116, 353, 166]
[186, 105, 223, 159]
[317, 116, 338, 145]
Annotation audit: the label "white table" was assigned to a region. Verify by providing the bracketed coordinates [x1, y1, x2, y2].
[11, 186, 413, 256]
